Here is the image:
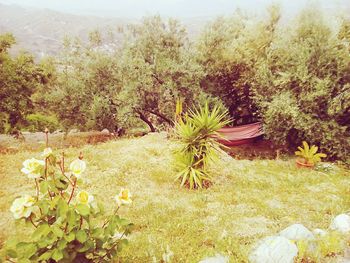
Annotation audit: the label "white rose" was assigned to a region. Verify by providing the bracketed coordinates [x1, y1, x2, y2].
[76, 190, 94, 206]
[10, 195, 35, 219]
[21, 158, 45, 179]
[69, 159, 86, 178]
[115, 188, 132, 207]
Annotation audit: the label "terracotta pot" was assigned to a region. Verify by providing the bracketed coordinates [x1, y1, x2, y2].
[296, 159, 314, 168]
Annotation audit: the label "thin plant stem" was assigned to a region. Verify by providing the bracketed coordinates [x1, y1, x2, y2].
[79, 216, 83, 229]
[29, 215, 38, 228]
[101, 229, 127, 259]
[102, 206, 120, 228]
[67, 178, 77, 205]
[35, 179, 39, 201]
[45, 128, 49, 148]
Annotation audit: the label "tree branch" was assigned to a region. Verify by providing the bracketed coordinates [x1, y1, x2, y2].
[135, 109, 156, 132]
[145, 109, 173, 125]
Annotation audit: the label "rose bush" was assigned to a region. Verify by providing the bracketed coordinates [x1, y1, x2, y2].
[4, 133, 134, 262]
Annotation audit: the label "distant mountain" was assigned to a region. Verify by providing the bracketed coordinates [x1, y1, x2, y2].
[0, 3, 137, 57]
[0, 3, 211, 58]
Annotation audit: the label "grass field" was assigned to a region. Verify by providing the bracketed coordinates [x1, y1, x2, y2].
[0, 133, 349, 262]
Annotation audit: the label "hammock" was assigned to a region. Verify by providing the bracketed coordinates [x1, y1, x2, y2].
[216, 122, 264, 146]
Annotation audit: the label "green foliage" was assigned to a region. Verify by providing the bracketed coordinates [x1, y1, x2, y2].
[0, 33, 51, 132]
[117, 15, 205, 132]
[295, 141, 327, 165]
[36, 36, 122, 132]
[2, 6, 349, 160]
[196, 5, 280, 125]
[252, 7, 350, 160]
[4, 136, 133, 262]
[174, 103, 229, 189]
[25, 113, 60, 132]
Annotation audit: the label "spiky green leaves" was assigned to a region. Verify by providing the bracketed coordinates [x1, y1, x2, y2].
[174, 103, 230, 189]
[295, 141, 327, 165]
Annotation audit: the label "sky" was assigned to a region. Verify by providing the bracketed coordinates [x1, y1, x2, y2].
[0, 0, 349, 18]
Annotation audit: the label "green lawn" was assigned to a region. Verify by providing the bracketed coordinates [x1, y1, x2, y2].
[0, 133, 349, 262]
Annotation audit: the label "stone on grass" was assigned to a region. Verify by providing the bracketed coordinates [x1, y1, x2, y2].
[249, 236, 298, 263]
[198, 254, 228, 263]
[330, 214, 350, 233]
[313, 228, 327, 237]
[101, 128, 109, 134]
[279, 224, 314, 241]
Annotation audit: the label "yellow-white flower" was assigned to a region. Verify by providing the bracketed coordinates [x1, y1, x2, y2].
[69, 159, 86, 178]
[21, 158, 45, 179]
[10, 195, 35, 219]
[41, 147, 53, 158]
[115, 188, 132, 206]
[76, 190, 94, 206]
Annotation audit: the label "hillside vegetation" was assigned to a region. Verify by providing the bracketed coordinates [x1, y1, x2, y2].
[1, 4, 349, 161]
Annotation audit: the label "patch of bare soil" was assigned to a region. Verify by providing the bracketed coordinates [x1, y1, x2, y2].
[226, 138, 290, 160]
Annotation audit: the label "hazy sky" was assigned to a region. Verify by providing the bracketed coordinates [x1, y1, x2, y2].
[0, 0, 349, 18]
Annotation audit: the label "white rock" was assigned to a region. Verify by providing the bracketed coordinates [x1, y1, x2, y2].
[313, 228, 327, 237]
[330, 214, 350, 233]
[249, 236, 298, 263]
[101, 128, 109, 134]
[279, 224, 314, 241]
[199, 254, 228, 263]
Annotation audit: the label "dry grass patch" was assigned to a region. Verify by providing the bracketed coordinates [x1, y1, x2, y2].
[0, 133, 349, 262]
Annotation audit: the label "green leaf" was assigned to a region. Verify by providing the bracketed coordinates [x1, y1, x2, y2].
[18, 259, 31, 263]
[57, 239, 68, 250]
[76, 230, 88, 243]
[55, 177, 69, 191]
[6, 248, 17, 258]
[38, 251, 52, 261]
[57, 198, 69, 219]
[64, 232, 75, 242]
[76, 204, 90, 216]
[16, 242, 37, 259]
[67, 209, 77, 226]
[77, 240, 94, 253]
[32, 223, 51, 240]
[52, 225, 64, 238]
[92, 228, 104, 238]
[52, 249, 64, 261]
[39, 181, 49, 194]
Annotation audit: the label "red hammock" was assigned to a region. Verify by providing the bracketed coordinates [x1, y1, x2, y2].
[216, 122, 264, 146]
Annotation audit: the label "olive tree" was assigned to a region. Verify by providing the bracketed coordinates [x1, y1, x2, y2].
[117, 16, 204, 132]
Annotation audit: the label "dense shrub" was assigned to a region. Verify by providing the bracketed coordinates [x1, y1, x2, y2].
[25, 113, 60, 132]
[252, 8, 350, 160]
[196, 6, 280, 125]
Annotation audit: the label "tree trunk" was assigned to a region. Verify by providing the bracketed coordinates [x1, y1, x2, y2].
[146, 109, 173, 125]
[136, 110, 156, 132]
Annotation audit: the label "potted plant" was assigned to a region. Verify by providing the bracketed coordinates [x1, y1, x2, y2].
[295, 141, 327, 168]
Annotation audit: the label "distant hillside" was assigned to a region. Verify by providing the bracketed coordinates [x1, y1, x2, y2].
[0, 3, 210, 58]
[0, 4, 131, 57]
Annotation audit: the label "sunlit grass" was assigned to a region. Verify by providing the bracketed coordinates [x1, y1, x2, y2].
[0, 133, 349, 262]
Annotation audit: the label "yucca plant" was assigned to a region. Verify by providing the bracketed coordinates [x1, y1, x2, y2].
[174, 103, 230, 189]
[295, 141, 327, 165]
